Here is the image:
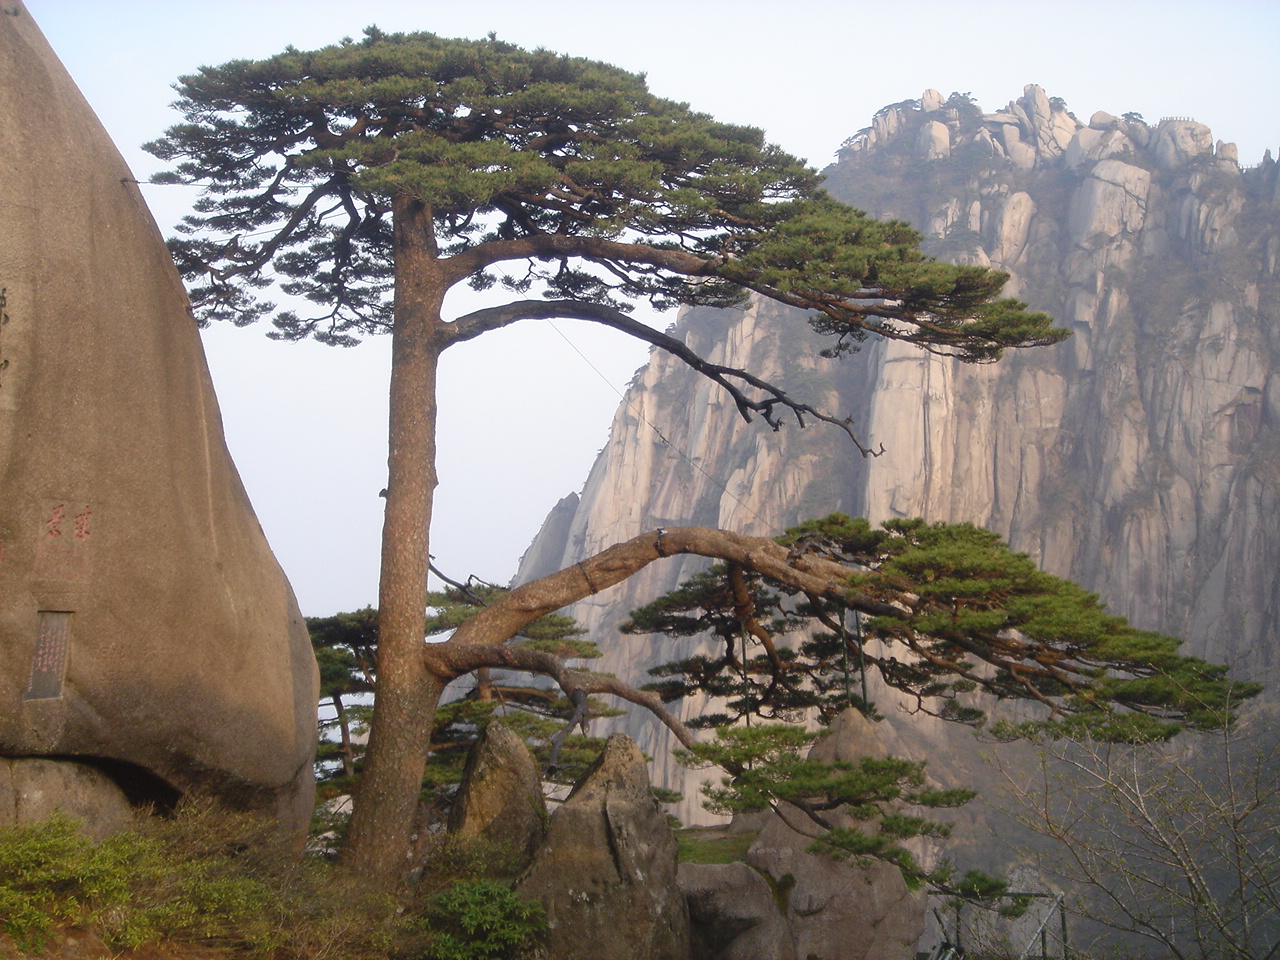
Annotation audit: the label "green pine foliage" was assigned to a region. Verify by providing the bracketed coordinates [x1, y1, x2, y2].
[308, 592, 613, 810]
[677, 724, 975, 892]
[146, 27, 1065, 358]
[630, 514, 1256, 742]
[423, 583, 594, 658]
[627, 514, 1258, 896]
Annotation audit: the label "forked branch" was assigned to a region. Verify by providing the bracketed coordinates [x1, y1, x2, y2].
[433, 638, 698, 750]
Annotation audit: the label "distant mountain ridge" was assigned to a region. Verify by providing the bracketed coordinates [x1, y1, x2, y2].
[515, 85, 1280, 825]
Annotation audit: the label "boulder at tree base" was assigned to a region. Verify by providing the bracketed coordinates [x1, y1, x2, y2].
[448, 721, 547, 859]
[516, 733, 690, 960]
[0, 3, 317, 832]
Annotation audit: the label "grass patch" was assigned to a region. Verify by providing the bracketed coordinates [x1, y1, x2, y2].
[0, 801, 543, 960]
[675, 827, 757, 865]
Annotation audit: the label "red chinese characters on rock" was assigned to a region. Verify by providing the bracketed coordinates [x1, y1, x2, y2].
[74, 507, 90, 541]
[34, 503, 92, 580]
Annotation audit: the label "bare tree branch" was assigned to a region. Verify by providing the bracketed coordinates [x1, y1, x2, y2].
[432, 638, 698, 750]
[442, 299, 883, 455]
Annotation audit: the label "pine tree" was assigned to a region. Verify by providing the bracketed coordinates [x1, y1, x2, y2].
[309, 607, 378, 787]
[147, 27, 1072, 881]
[307, 592, 611, 814]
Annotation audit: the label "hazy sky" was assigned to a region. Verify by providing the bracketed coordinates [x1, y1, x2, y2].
[23, 0, 1280, 616]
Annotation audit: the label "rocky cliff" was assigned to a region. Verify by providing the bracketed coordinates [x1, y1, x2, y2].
[515, 85, 1280, 825]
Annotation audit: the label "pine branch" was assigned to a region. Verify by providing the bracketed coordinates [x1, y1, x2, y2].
[444, 298, 883, 455]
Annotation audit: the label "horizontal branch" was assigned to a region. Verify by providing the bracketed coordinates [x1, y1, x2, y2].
[431, 528, 882, 745]
[440, 235, 1033, 363]
[443, 234, 717, 283]
[442, 526, 902, 652]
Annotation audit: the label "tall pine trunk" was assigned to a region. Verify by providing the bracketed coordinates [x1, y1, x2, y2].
[343, 197, 447, 882]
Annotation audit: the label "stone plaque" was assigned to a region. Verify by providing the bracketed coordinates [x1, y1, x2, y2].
[24, 611, 72, 700]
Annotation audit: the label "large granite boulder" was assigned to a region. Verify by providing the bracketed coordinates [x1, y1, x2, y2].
[0, 4, 317, 833]
[517, 733, 690, 960]
[448, 721, 546, 859]
[740, 710, 925, 960]
[0, 757, 133, 839]
[680, 861, 794, 960]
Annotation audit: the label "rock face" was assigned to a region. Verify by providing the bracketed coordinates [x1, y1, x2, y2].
[678, 711, 923, 960]
[680, 862, 792, 960]
[516, 734, 690, 960]
[448, 721, 547, 859]
[745, 710, 922, 960]
[0, 757, 133, 839]
[0, 4, 317, 831]
[516, 84, 1280, 828]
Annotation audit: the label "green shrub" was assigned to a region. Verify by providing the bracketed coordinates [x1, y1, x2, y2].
[0, 813, 165, 951]
[417, 880, 545, 960]
[0, 802, 402, 958]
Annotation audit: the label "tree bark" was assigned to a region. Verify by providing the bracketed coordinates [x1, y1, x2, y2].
[342, 196, 447, 882]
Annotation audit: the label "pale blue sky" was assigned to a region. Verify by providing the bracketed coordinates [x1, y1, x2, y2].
[23, 0, 1280, 615]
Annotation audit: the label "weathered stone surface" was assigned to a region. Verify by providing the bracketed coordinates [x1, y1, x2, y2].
[1067, 158, 1151, 243]
[744, 814, 921, 960]
[517, 734, 690, 960]
[0, 4, 317, 831]
[673, 711, 924, 960]
[917, 120, 950, 160]
[1154, 118, 1214, 169]
[1065, 127, 1134, 171]
[993, 191, 1036, 267]
[448, 721, 546, 858]
[679, 862, 793, 960]
[0, 757, 133, 838]
[516, 493, 580, 588]
[806, 707, 885, 763]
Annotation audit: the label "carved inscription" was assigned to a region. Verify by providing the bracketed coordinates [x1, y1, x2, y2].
[34, 502, 92, 580]
[24, 611, 72, 700]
